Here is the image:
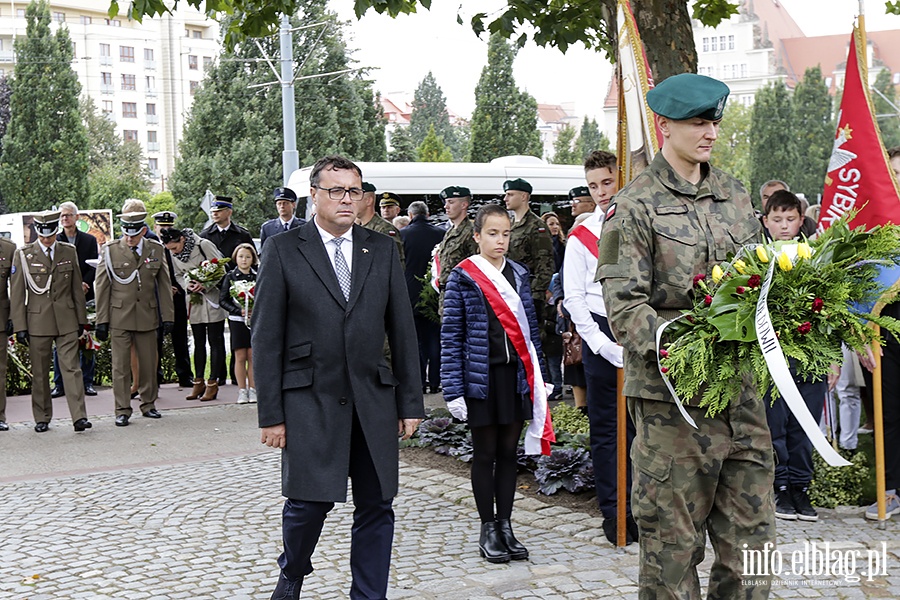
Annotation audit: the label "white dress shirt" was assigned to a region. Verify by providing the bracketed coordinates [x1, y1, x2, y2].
[563, 206, 615, 354]
[313, 217, 353, 273]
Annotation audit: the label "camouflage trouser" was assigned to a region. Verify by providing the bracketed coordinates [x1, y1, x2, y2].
[628, 388, 775, 600]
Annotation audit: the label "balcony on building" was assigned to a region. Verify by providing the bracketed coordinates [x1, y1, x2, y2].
[146, 114, 159, 125]
[147, 142, 160, 152]
[149, 169, 161, 179]
[0, 50, 15, 63]
[100, 55, 112, 66]
[145, 60, 156, 70]
[101, 84, 114, 94]
[146, 88, 158, 98]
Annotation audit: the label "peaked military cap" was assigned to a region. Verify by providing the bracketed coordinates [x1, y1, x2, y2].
[362, 182, 377, 193]
[646, 73, 729, 121]
[274, 187, 297, 203]
[568, 186, 591, 200]
[151, 211, 177, 226]
[379, 192, 401, 207]
[33, 210, 61, 237]
[503, 178, 532, 194]
[118, 211, 148, 235]
[440, 186, 471, 200]
[211, 196, 233, 211]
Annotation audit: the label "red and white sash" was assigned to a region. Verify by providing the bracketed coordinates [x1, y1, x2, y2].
[458, 255, 555, 455]
[569, 224, 600, 259]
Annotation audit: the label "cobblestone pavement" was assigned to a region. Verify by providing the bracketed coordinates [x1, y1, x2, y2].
[0, 405, 898, 599]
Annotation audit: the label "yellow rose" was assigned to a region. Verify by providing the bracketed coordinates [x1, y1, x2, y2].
[797, 242, 812, 260]
[777, 252, 793, 271]
[756, 246, 769, 263]
[734, 259, 747, 274]
[712, 265, 724, 283]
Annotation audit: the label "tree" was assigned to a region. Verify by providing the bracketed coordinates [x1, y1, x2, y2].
[873, 68, 900, 149]
[409, 73, 454, 151]
[469, 33, 542, 162]
[790, 66, 833, 202]
[416, 124, 453, 162]
[551, 125, 580, 165]
[749, 82, 795, 209]
[0, 77, 11, 157]
[168, 3, 385, 233]
[81, 97, 152, 210]
[712, 101, 752, 193]
[0, 0, 89, 213]
[575, 116, 611, 159]
[388, 126, 416, 162]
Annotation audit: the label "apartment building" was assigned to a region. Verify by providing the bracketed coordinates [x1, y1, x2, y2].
[0, 1, 220, 189]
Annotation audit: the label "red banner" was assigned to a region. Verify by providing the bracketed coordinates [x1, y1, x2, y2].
[817, 27, 900, 233]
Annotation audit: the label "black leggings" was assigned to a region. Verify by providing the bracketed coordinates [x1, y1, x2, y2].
[191, 321, 226, 382]
[470, 421, 524, 524]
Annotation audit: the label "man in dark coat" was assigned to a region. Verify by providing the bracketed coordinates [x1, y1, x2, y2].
[51, 202, 99, 397]
[255, 155, 423, 600]
[152, 211, 193, 387]
[260, 187, 306, 248]
[400, 201, 446, 394]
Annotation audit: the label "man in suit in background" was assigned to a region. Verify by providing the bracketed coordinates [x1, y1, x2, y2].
[51, 201, 99, 398]
[0, 232, 14, 432]
[260, 187, 306, 248]
[255, 155, 423, 600]
[11, 211, 90, 433]
[152, 211, 193, 388]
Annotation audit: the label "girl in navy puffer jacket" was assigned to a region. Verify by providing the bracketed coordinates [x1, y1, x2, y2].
[440, 204, 549, 565]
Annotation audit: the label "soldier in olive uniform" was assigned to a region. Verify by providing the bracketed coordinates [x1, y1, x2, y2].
[0, 234, 13, 432]
[596, 74, 773, 598]
[503, 178, 554, 310]
[436, 185, 477, 298]
[95, 212, 175, 427]
[358, 183, 405, 268]
[11, 211, 91, 433]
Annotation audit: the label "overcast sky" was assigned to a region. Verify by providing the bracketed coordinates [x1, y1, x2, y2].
[328, 0, 900, 120]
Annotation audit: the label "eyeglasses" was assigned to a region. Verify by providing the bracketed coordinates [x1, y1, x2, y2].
[313, 185, 364, 202]
[60, 213, 76, 218]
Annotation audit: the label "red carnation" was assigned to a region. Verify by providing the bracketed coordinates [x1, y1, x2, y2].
[238, 292, 246, 299]
[686, 315, 695, 323]
[704, 294, 713, 306]
[249, 286, 255, 295]
[660, 366, 669, 374]
[797, 321, 812, 335]
[692, 274, 706, 287]
[210, 258, 219, 264]
[659, 349, 669, 358]
[811, 297, 824, 312]
[747, 274, 761, 288]
[736, 286, 746, 294]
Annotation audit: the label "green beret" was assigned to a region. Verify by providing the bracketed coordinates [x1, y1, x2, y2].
[646, 73, 729, 121]
[362, 182, 376, 193]
[503, 178, 532, 194]
[440, 186, 471, 200]
[379, 192, 401, 207]
[568, 186, 591, 200]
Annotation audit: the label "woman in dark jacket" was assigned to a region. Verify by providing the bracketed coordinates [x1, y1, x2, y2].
[219, 243, 258, 404]
[441, 204, 550, 565]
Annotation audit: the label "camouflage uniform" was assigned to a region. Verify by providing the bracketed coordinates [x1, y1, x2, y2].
[437, 218, 477, 301]
[596, 152, 774, 599]
[507, 211, 554, 307]
[361, 213, 406, 269]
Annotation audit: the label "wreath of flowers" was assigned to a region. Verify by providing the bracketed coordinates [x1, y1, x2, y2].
[230, 279, 256, 325]
[185, 257, 230, 305]
[659, 214, 900, 417]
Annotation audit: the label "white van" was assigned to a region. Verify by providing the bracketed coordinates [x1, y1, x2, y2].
[288, 155, 587, 221]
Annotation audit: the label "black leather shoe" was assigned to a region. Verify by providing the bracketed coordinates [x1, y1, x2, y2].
[73, 418, 92, 432]
[115, 415, 129, 427]
[130, 391, 139, 399]
[626, 514, 639, 544]
[0, 421, 8, 431]
[84, 386, 98, 396]
[478, 521, 510, 563]
[602, 516, 635, 545]
[34, 422, 49, 433]
[270, 572, 302, 600]
[495, 519, 528, 560]
[179, 380, 194, 388]
[50, 387, 64, 398]
[142, 409, 162, 419]
[429, 385, 443, 394]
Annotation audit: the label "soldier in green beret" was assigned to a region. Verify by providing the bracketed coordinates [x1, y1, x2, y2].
[436, 185, 477, 312]
[596, 73, 772, 597]
[503, 178, 554, 310]
[358, 183, 405, 268]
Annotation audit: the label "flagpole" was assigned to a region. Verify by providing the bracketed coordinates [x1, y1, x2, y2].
[615, 28, 628, 552]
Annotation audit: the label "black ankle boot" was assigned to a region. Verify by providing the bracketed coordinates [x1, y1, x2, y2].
[495, 519, 528, 560]
[479, 521, 511, 563]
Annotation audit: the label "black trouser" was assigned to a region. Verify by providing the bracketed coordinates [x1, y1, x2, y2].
[863, 327, 900, 490]
[171, 290, 193, 384]
[414, 314, 440, 389]
[191, 321, 226, 382]
[765, 370, 826, 488]
[581, 313, 634, 518]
